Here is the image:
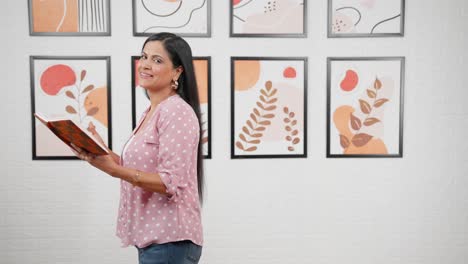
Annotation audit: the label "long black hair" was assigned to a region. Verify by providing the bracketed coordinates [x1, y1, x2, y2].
[142, 32, 204, 204]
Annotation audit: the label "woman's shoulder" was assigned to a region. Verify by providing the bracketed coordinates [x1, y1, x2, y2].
[158, 95, 197, 121]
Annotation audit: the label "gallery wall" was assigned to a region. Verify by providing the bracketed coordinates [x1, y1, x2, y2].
[2, 0, 468, 263]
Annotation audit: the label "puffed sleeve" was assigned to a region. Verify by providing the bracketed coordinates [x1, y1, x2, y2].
[155, 102, 200, 203]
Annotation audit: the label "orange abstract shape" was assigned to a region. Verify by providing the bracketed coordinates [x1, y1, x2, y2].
[340, 70, 359, 92]
[283, 67, 296, 78]
[333, 105, 387, 154]
[234, 60, 261, 91]
[233, 0, 242, 6]
[193, 59, 208, 104]
[32, 0, 78, 32]
[40, 64, 76, 95]
[84, 86, 108, 127]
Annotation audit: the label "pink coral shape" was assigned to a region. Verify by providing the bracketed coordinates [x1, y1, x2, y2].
[40, 64, 76, 95]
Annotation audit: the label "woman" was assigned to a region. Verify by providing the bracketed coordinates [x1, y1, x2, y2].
[72, 32, 204, 264]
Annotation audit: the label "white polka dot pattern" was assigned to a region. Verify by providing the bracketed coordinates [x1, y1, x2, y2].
[116, 95, 203, 248]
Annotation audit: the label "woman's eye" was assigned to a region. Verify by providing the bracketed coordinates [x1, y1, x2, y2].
[154, 59, 162, 64]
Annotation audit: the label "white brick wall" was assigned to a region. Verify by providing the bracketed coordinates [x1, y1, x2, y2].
[1, 0, 468, 263]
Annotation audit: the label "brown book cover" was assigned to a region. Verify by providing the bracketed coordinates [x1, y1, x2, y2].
[34, 113, 109, 156]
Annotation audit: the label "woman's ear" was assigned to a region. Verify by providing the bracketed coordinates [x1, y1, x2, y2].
[174, 66, 184, 80]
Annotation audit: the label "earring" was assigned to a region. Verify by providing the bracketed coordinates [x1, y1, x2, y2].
[171, 80, 179, 90]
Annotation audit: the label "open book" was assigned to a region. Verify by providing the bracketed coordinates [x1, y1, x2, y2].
[34, 113, 109, 156]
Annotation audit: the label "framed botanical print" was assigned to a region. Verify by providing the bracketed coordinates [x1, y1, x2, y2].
[28, 0, 111, 36]
[328, 0, 405, 37]
[132, 0, 211, 37]
[31, 56, 112, 160]
[131, 56, 212, 158]
[327, 57, 405, 157]
[230, 0, 307, 38]
[231, 57, 307, 158]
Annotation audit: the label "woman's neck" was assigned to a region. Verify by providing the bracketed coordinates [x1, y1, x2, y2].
[148, 88, 177, 110]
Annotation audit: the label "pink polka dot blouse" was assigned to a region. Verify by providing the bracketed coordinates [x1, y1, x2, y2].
[116, 94, 203, 248]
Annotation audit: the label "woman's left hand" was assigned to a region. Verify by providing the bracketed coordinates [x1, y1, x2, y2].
[71, 144, 118, 176]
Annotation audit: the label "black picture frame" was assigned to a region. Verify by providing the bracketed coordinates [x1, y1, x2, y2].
[28, 0, 111, 36]
[231, 57, 308, 159]
[131, 56, 212, 159]
[326, 57, 405, 158]
[30, 56, 112, 160]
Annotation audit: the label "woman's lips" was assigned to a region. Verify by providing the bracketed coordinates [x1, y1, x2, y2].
[139, 72, 153, 79]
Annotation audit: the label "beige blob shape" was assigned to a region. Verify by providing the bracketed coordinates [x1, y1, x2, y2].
[84, 86, 108, 127]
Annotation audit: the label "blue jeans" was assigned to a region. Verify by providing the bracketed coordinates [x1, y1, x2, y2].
[136, 240, 202, 264]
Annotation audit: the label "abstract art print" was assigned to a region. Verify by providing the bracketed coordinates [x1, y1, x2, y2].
[31, 56, 112, 160]
[327, 57, 404, 157]
[133, 0, 211, 37]
[230, 0, 306, 37]
[328, 0, 404, 37]
[131, 56, 212, 158]
[28, 0, 111, 36]
[231, 57, 307, 158]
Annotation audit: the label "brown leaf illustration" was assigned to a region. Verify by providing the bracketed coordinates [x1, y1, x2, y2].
[242, 126, 251, 136]
[267, 98, 278, 104]
[262, 114, 275, 119]
[291, 130, 298, 136]
[80, 70, 86, 81]
[255, 126, 266, 131]
[248, 139, 261, 144]
[291, 120, 297, 126]
[253, 108, 260, 116]
[374, 78, 382, 90]
[288, 146, 295, 151]
[367, 89, 376, 98]
[65, 105, 77, 114]
[65, 91, 75, 99]
[250, 113, 257, 123]
[251, 133, 263, 138]
[246, 120, 254, 129]
[260, 90, 268, 97]
[245, 146, 258, 152]
[374, 98, 389, 108]
[239, 134, 248, 142]
[292, 138, 300, 144]
[258, 120, 271, 126]
[265, 81, 272, 91]
[363, 117, 380, 126]
[285, 126, 292, 131]
[285, 136, 292, 141]
[283, 107, 289, 114]
[269, 89, 278, 97]
[246, 120, 253, 129]
[351, 133, 373, 147]
[256, 102, 265, 110]
[87, 107, 99, 116]
[359, 99, 372, 114]
[284, 118, 291, 123]
[82, 84, 94, 93]
[264, 105, 277, 111]
[350, 113, 362, 131]
[289, 112, 295, 118]
[236, 141, 244, 150]
[339, 134, 350, 149]
[259, 95, 267, 103]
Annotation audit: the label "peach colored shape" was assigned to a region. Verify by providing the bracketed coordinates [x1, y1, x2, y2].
[84, 86, 108, 127]
[193, 59, 208, 104]
[32, 0, 78, 32]
[234, 60, 261, 91]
